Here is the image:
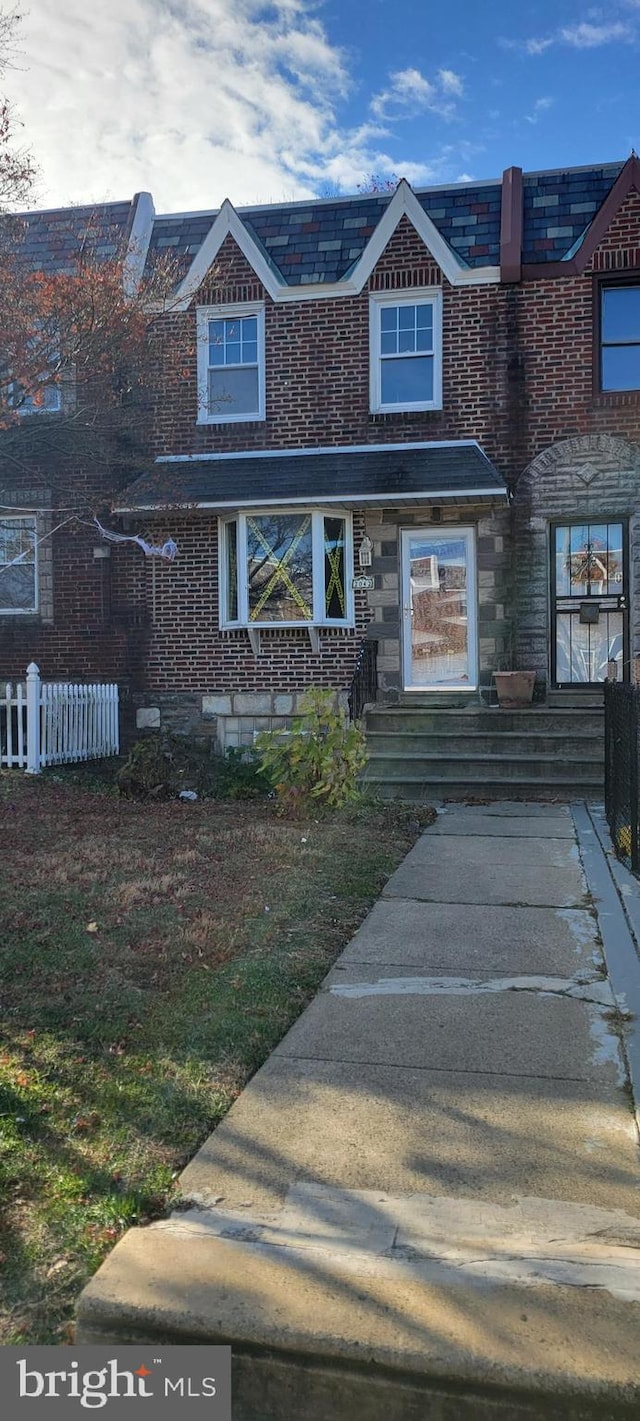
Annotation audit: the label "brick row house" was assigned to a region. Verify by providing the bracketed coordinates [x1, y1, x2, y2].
[2, 157, 640, 788]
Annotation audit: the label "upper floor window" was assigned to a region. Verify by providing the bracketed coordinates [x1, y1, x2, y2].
[219, 510, 353, 628]
[370, 291, 442, 413]
[600, 284, 640, 391]
[0, 516, 37, 613]
[16, 382, 62, 416]
[196, 303, 265, 424]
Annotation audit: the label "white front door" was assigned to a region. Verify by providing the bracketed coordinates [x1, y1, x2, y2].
[401, 528, 478, 691]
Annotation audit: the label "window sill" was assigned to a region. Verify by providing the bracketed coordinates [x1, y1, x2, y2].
[591, 389, 640, 407]
[221, 624, 354, 655]
[370, 404, 442, 416]
[196, 413, 265, 426]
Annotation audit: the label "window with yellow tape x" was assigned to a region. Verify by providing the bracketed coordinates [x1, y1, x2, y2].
[247, 514, 313, 622]
[221, 511, 352, 628]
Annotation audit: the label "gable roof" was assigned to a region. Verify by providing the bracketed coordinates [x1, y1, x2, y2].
[116, 441, 507, 512]
[2, 198, 137, 274]
[4, 158, 635, 300]
[167, 181, 501, 306]
[522, 161, 625, 266]
[148, 179, 503, 288]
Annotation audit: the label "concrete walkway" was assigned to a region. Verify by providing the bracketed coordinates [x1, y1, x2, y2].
[77, 803, 640, 1419]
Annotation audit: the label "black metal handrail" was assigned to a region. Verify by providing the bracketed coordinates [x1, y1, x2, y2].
[604, 678, 640, 874]
[348, 638, 378, 722]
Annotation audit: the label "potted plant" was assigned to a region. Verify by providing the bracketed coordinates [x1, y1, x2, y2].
[493, 670, 536, 708]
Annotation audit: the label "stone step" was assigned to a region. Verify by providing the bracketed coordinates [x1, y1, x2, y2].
[546, 690, 604, 708]
[366, 731, 604, 758]
[365, 752, 603, 783]
[366, 708, 603, 734]
[365, 775, 603, 803]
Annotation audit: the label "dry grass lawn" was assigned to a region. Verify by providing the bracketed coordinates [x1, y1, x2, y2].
[0, 771, 432, 1343]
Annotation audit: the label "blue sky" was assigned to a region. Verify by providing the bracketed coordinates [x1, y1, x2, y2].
[5, 0, 640, 212]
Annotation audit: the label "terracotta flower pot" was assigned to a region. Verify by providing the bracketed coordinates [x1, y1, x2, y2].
[494, 670, 536, 708]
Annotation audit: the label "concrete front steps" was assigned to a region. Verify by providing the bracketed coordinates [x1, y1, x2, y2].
[363, 704, 604, 802]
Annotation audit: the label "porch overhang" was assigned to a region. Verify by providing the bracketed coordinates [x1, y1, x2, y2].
[115, 440, 508, 514]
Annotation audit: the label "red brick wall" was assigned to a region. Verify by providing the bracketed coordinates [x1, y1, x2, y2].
[6, 198, 640, 697]
[137, 512, 369, 695]
[151, 220, 518, 469]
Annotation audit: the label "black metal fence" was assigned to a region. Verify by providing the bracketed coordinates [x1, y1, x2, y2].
[348, 638, 378, 722]
[604, 679, 640, 873]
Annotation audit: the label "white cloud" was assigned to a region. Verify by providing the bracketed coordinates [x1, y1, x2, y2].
[503, 15, 633, 55]
[525, 96, 554, 124]
[560, 19, 632, 45]
[524, 36, 555, 55]
[438, 68, 464, 96]
[370, 65, 462, 122]
[1, 0, 470, 211]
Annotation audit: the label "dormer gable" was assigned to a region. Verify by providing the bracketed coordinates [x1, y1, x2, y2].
[520, 155, 640, 279]
[167, 181, 500, 310]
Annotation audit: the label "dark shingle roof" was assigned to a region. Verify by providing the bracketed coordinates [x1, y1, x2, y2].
[2, 200, 134, 274]
[118, 442, 507, 511]
[2, 160, 631, 289]
[522, 163, 624, 264]
[146, 183, 503, 286]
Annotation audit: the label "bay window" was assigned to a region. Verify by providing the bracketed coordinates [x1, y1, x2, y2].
[220, 511, 353, 628]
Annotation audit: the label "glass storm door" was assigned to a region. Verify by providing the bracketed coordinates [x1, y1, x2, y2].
[552, 521, 627, 685]
[401, 528, 477, 690]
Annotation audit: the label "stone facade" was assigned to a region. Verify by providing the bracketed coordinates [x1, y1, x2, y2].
[132, 687, 348, 749]
[513, 434, 640, 682]
[363, 503, 512, 694]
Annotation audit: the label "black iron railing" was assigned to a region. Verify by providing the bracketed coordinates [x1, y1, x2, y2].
[604, 679, 640, 874]
[348, 638, 378, 722]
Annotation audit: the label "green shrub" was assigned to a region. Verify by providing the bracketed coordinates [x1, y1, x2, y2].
[116, 733, 214, 800]
[213, 746, 266, 800]
[117, 734, 268, 802]
[254, 689, 367, 810]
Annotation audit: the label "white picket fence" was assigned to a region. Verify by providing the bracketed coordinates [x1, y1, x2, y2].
[1, 662, 119, 773]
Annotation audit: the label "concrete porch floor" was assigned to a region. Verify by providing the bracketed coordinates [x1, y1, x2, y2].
[76, 802, 640, 1420]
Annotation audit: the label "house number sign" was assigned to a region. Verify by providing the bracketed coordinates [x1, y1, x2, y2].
[352, 575, 375, 590]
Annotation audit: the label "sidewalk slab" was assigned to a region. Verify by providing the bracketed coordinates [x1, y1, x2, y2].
[338, 902, 600, 977]
[383, 856, 586, 906]
[77, 1218, 640, 1420]
[177, 1055, 639, 1216]
[275, 979, 623, 1083]
[443, 803, 574, 819]
[76, 801, 640, 1419]
[429, 813, 575, 838]
[408, 833, 580, 868]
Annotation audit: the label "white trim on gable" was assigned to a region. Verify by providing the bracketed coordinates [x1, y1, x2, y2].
[174, 199, 282, 306]
[168, 184, 500, 311]
[123, 192, 155, 298]
[348, 179, 489, 290]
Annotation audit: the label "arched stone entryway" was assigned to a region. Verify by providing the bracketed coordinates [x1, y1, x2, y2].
[512, 434, 640, 685]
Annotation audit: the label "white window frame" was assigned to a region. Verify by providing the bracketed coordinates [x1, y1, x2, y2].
[219, 509, 354, 630]
[369, 289, 443, 414]
[0, 514, 38, 615]
[196, 302, 266, 425]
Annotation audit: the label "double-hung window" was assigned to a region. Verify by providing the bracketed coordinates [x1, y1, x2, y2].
[600, 283, 640, 392]
[0, 516, 37, 613]
[13, 382, 62, 415]
[197, 303, 265, 423]
[220, 511, 353, 628]
[370, 291, 442, 412]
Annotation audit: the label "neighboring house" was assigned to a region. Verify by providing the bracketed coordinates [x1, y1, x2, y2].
[2, 157, 640, 753]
